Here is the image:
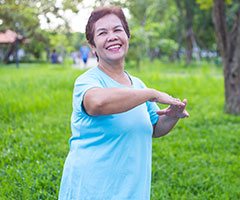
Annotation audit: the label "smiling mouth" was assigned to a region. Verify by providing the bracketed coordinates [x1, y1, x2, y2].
[106, 44, 122, 51]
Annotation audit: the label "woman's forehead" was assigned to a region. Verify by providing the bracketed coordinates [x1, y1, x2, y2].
[94, 14, 123, 30]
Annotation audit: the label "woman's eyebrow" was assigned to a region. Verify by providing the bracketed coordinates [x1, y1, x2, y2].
[96, 28, 107, 33]
[114, 25, 123, 29]
[96, 25, 123, 33]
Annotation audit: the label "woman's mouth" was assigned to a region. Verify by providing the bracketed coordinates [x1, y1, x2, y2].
[106, 44, 122, 52]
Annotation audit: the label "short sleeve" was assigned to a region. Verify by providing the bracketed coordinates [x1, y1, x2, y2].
[72, 75, 102, 113]
[146, 101, 160, 125]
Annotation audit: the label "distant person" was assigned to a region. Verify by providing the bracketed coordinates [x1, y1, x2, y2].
[50, 49, 58, 64]
[79, 44, 90, 67]
[58, 6, 189, 200]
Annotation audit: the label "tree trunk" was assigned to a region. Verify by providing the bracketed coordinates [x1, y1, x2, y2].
[185, 27, 193, 64]
[3, 43, 15, 64]
[212, 0, 240, 114]
[175, 0, 184, 60]
[175, 0, 195, 64]
[185, 0, 195, 64]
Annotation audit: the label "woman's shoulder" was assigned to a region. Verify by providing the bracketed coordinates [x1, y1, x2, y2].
[75, 66, 100, 83]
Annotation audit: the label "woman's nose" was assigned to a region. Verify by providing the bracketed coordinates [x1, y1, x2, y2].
[107, 32, 118, 42]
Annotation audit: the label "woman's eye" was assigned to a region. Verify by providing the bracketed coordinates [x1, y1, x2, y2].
[98, 32, 107, 36]
[115, 29, 122, 32]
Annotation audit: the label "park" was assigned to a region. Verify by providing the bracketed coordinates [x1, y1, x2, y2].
[0, 0, 240, 199]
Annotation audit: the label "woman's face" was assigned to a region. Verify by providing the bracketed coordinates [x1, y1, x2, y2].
[92, 14, 129, 65]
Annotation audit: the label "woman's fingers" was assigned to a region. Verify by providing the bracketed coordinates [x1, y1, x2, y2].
[170, 97, 185, 106]
[154, 91, 187, 108]
[156, 103, 189, 118]
[182, 98, 187, 105]
[156, 109, 168, 116]
[183, 109, 190, 117]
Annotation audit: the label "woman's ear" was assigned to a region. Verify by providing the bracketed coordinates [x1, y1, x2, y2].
[90, 44, 96, 52]
[90, 44, 98, 61]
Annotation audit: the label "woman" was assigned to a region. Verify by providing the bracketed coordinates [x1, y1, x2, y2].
[59, 6, 189, 200]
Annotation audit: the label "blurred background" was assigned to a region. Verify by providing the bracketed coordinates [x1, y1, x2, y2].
[0, 0, 230, 66]
[0, 0, 240, 199]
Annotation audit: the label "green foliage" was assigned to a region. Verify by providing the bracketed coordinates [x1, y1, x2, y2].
[158, 39, 178, 56]
[127, 21, 179, 65]
[24, 29, 50, 60]
[0, 3, 39, 32]
[193, 9, 215, 50]
[49, 32, 86, 53]
[0, 0, 84, 29]
[127, 26, 149, 68]
[68, 32, 86, 50]
[0, 0, 238, 64]
[196, 0, 213, 10]
[0, 0, 85, 61]
[196, 0, 233, 10]
[0, 1, 49, 60]
[0, 62, 239, 199]
[127, 0, 180, 62]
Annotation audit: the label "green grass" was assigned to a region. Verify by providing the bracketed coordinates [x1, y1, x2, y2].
[0, 61, 239, 199]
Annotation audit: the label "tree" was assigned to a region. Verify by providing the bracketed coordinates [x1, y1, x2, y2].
[212, 0, 240, 114]
[0, 3, 42, 62]
[126, 0, 216, 63]
[0, 0, 84, 62]
[174, 0, 203, 64]
[126, 0, 180, 63]
[197, 0, 240, 114]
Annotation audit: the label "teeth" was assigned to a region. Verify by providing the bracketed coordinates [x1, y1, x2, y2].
[107, 45, 121, 50]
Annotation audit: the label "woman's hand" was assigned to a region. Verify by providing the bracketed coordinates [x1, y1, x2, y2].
[156, 99, 189, 118]
[149, 90, 185, 107]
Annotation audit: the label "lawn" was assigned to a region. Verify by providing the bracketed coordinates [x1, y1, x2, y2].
[0, 61, 239, 199]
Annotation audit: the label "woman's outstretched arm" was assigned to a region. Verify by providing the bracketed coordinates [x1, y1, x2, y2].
[83, 87, 184, 116]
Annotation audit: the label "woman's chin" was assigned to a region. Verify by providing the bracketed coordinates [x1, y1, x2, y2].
[106, 54, 125, 63]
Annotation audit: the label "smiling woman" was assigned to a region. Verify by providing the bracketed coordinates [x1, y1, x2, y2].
[58, 6, 189, 200]
[91, 14, 129, 68]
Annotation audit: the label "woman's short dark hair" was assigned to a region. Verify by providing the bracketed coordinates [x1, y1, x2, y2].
[86, 6, 130, 46]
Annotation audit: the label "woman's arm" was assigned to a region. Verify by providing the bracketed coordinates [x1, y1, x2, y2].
[152, 99, 189, 138]
[83, 87, 184, 116]
[152, 115, 179, 138]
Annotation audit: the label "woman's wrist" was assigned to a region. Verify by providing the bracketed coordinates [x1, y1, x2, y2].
[165, 114, 181, 121]
[146, 88, 158, 101]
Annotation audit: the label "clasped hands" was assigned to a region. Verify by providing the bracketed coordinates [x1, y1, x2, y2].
[150, 91, 189, 119]
[157, 98, 189, 118]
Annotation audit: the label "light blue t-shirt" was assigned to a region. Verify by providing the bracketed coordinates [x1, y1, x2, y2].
[59, 66, 160, 200]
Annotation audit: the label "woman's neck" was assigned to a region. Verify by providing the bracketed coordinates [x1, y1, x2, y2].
[98, 60, 132, 86]
[98, 59, 125, 76]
